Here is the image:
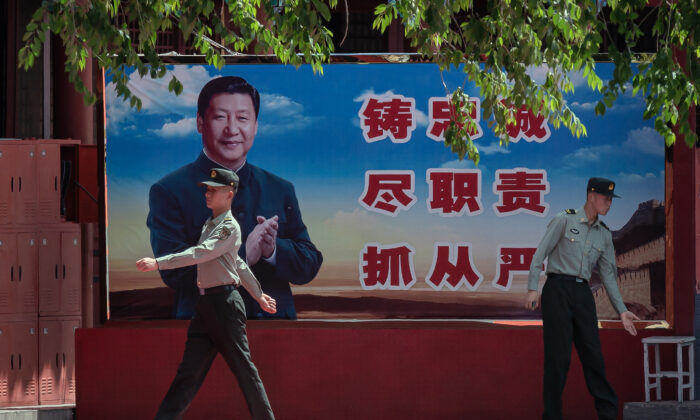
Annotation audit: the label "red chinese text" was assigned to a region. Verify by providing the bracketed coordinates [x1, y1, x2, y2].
[360, 243, 416, 290]
[493, 168, 550, 216]
[492, 246, 538, 290]
[426, 243, 483, 290]
[359, 170, 416, 216]
[359, 94, 417, 143]
[502, 102, 551, 143]
[427, 97, 483, 142]
[426, 169, 483, 216]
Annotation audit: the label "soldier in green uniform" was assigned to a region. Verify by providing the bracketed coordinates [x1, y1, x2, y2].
[526, 177, 639, 420]
[136, 168, 276, 420]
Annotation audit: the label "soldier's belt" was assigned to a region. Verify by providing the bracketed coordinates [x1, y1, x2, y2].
[549, 273, 588, 283]
[201, 284, 239, 295]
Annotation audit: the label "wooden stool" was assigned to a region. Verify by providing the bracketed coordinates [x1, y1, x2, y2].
[642, 336, 695, 402]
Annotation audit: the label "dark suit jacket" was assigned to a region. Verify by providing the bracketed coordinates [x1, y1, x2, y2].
[147, 152, 323, 319]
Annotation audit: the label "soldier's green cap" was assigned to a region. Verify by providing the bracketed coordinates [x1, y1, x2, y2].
[587, 177, 619, 198]
[199, 168, 239, 188]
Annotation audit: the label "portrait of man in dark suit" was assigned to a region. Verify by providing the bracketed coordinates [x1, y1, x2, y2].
[147, 76, 323, 319]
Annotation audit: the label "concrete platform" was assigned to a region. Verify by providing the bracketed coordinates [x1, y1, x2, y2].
[624, 401, 700, 420]
[0, 405, 74, 420]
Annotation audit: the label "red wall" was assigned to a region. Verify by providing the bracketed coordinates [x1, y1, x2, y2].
[74, 130, 696, 420]
[76, 323, 673, 420]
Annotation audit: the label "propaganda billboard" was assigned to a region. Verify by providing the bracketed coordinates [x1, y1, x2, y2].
[106, 62, 665, 321]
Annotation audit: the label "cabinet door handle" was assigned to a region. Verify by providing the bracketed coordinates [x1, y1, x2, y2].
[63, 264, 66, 279]
[18, 176, 21, 192]
[55, 264, 58, 280]
[54, 175, 57, 191]
[10, 176, 13, 192]
[18, 353, 21, 370]
[10, 354, 13, 370]
[55, 353, 59, 368]
[18, 266, 21, 282]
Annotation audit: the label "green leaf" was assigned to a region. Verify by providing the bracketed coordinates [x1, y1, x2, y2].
[311, 0, 331, 22]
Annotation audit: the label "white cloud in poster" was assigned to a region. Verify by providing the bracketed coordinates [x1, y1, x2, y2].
[570, 99, 643, 113]
[440, 159, 486, 171]
[562, 145, 615, 167]
[570, 101, 597, 111]
[526, 65, 586, 87]
[105, 82, 135, 133]
[106, 65, 214, 130]
[478, 141, 511, 155]
[414, 109, 429, 127]
[126, 65, 211, 114]
[262, 93, 304, 117]
[258, 93, 317, 135]
[149, 117, 197, 138]
[567, 70, 587, 88]
[623, 126, 664, 157]
[617, 171, 658, 183]
[353, 89, 396, 103]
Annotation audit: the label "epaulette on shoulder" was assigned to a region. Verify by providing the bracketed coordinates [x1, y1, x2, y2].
[599, 220, 610, 231]
[565, 208, 577, 214]
[224, 217, 232, 221]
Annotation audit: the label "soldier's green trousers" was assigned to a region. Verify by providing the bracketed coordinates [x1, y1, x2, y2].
[541, 274, 617, 420]
[154, 287, 274, 420]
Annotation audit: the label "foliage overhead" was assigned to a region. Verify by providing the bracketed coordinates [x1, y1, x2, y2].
[19, 0, 337, 110]
[374, 0, 698, 161]
[19, 0, 699, 163]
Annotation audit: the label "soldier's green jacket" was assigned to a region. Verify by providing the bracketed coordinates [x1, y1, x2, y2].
[156, 210, 263, 299]
[528, 208, 627, 315]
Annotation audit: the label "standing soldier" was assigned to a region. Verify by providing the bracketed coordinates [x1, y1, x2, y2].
[526, 177, 639, 420]
[137, 168, 276, 420]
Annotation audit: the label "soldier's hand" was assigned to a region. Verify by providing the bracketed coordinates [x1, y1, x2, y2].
[258, 293, 277, 314]
[136, 258, 158, 272]
[525, 290, 540, 311]
[620, 311, 640, 336]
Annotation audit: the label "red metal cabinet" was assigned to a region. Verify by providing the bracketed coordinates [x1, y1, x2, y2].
[38, 317, 80, 404]
[38, 232, 61, 314]
[0, 232, 16, 312]
[0, 231, 37, 314]
[14, 145, 38, 225]
[38, 228, 81, 316]
[36, 144, 61, 224]
[38, 319, 62, 404]
[0, 145, 15, 225]
[61, 318, 80, 403]
[0, 139, 81, 226]
[16, 233, 38, 313]
[0, 143, 37, 225]
[60, 231, 81, 315]
[0, 144, 36, 225]
[0, 316, 38, 407]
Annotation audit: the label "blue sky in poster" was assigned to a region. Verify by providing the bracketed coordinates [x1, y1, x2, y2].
[105, 62, 664, 291]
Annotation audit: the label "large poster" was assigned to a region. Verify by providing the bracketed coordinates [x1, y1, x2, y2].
[106, 62, 665, 321]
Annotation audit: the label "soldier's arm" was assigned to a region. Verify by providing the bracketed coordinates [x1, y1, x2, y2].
[236, 256, 264, 299]
[157, 226, 236, 270]
[527, 213, 566, 291]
